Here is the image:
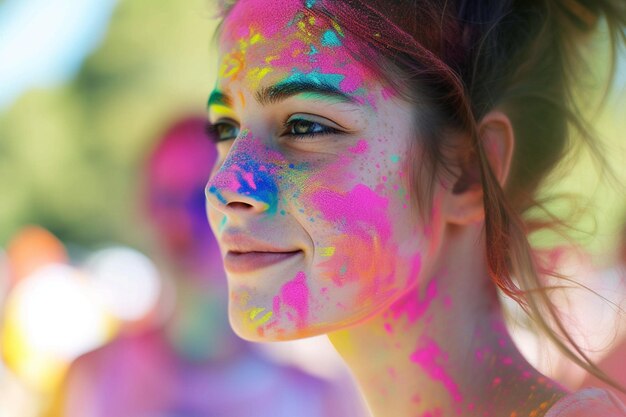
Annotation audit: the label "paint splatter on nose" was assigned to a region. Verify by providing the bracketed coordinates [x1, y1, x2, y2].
[209, 137, 281, 214]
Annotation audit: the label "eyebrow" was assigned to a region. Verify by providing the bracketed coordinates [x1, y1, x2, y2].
[256, 80, 356, 106]
[207, 91, 232, 108]
[207, 80, 356, 111]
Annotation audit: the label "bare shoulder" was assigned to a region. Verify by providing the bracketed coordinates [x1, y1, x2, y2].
[545, 388, 626, 417]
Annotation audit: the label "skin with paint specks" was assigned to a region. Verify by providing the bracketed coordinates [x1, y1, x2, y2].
[207, 0, 429, 341]
[205, 1, 568, 416]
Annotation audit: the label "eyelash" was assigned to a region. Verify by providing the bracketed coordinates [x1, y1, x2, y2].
[281, 118, 342, 140]
[204, 120, 238, 144]
[204, 118, 342, 144]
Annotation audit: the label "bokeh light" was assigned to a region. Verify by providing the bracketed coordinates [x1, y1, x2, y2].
[85, 246, 161, 323]
[2, 264, 112, 392]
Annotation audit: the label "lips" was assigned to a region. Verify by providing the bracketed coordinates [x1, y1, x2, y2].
[224, 250, 303, 273]
[220, 231, 303, 274]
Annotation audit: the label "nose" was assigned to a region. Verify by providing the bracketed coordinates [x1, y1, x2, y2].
[205, 147, 279, 215]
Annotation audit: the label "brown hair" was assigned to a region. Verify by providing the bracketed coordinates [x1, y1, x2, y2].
[216, 0, 626, 390]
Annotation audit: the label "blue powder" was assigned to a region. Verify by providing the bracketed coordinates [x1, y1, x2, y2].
[208, 185, 228, 205]
[233, 159, 279, 215]
[208, 150, 280, 215]
[321, 30, 341, 47]
[280, 68, 345, 91]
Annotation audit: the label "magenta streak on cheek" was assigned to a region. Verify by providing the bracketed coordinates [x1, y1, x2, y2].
[272, 271, 310, 329]
[306, 183, 400, 307]
[309, 184, 391, 285]
[410, 338, 463, 403]
[309, 184, 391, 241]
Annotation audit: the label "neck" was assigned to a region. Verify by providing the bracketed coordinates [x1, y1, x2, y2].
[328, 225, 566, 417]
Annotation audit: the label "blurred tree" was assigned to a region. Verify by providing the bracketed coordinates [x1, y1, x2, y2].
[0, 0, 218, 247]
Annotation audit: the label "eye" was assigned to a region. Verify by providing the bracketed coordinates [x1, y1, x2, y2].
[205, 119, 239, 143]
[283, 117, 341, 139]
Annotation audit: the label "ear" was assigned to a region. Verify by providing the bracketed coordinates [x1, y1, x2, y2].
[443, 110, 515, 225]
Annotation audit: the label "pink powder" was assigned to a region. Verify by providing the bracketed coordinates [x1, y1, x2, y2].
[276, 271, 310, 329]
[348, 139, 368, 154]
[384, 322, 393, 334]
[309, 184, 396, 298]
[224, 0, 302, 41]
[381, 87, 395, 101]
[240, 171, 257, 190]
[308, 183, 391, 241]
[272, 295, 281, 317]
[389, 275, 434, 325]
[410, 338, 463, 403]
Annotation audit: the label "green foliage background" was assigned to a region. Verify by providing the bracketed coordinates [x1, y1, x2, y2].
[0, 0, 219, 247]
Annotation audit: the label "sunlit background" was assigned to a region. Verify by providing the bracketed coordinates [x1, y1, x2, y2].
[0, 0, 624, 416]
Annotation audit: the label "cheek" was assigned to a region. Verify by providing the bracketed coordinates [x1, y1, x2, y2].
[302, 163, 422, 308]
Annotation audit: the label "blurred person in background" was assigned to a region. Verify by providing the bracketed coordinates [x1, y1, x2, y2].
[46, 116, 369, 417]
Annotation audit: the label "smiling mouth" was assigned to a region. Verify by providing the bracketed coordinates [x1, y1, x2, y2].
[224, 250, 303, 274]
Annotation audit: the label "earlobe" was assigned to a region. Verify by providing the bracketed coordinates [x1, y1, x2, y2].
[444, 110, 515, 226]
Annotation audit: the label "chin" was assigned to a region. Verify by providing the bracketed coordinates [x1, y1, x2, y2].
[229, 312, 320, 342]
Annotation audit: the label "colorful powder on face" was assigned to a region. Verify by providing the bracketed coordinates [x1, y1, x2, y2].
[390, 155, 400, 163]
[321, 29, 342, 47]
[249, 307, 266, 320]
[273, 271, 310, 329]
[348, 139, 368, 154]
[319, 247, 336, 257]
[209, 135, 281, 214]
[257, 311, 273, 325]
[280, 68, 345, 91]
[218, 216, 227, 231]
[330, 20, 344, 37]
[309, 184, 395, 292]
[246, 66, 273, 88]
[388, 274, 434, 325]
[309, 184, 391, 241]
[410, 338, 463, 403]
[221, 0, 376, 106]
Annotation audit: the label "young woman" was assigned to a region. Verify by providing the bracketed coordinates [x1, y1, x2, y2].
[204, 0, 626, 415]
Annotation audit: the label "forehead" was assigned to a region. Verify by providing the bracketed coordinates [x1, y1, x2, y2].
[221, 0, 305, 44]
[217, 0, 376, 96]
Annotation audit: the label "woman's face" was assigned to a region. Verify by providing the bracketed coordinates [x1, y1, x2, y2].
[206, 0, 444, 341]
